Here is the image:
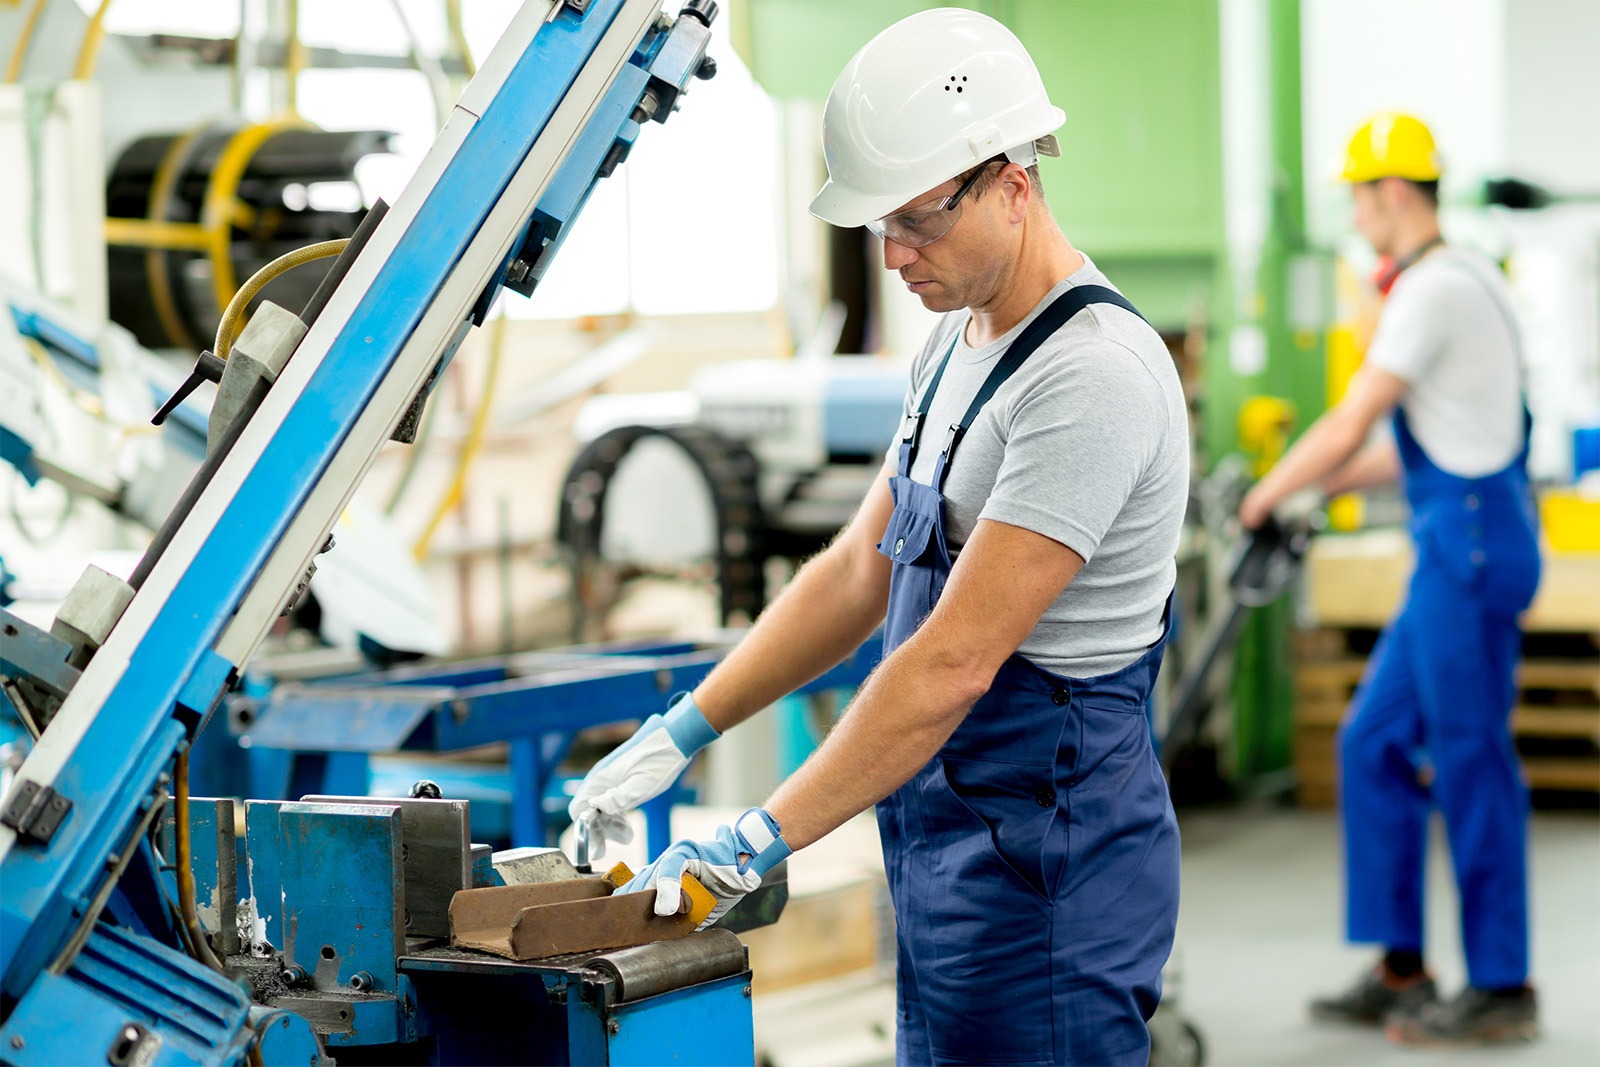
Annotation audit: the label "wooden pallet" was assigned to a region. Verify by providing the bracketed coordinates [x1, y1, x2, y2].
[1292, 627, 1600, 808]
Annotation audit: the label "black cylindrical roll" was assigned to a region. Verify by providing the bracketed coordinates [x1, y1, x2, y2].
[105, 125, 392, 351]
[585, 929, 747, 1003]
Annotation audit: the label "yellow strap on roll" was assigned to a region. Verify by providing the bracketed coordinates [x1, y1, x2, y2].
[143, 124, 208, 351]
[202, 118, 312, 314]
[103, 219, 211, 251]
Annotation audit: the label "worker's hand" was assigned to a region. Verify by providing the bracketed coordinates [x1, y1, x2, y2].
[568, 693, 719, 860]
[619, 807, 792, 929]
[1239, 485, 1275, 530]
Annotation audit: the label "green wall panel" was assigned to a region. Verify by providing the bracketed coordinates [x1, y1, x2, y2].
[1014, 1, 1224, 257]
[741, 0, 1225, 264]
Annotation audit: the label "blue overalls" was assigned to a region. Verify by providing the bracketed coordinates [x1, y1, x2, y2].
[1338, 403, 1540, 990]
[874, 286, 1181, 1066]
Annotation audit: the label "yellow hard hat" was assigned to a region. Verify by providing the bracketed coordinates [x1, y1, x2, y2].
[1340, 112, 1442, 183]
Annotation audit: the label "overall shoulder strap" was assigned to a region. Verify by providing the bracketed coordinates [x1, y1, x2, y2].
[929, 284, 1144, 490]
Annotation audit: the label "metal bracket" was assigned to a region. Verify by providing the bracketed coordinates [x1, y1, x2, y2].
[1, 779, 73, 845]
[546, 0, 590, 22]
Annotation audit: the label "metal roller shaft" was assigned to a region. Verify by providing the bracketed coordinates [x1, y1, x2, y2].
[585, 929, 746, 1003]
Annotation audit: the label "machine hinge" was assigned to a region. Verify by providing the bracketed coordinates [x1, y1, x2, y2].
[1, 779, 73, 845]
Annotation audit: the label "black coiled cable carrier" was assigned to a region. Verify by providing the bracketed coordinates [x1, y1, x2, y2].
[556, 424, 766, 639]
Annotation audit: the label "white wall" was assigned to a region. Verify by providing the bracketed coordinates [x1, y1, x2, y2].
[1301, 0, 1507, 249]
[1505, 0, 1600, 194]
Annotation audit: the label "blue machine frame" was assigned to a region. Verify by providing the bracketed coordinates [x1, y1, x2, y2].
[0, 1, 795, 1062]
[236, 635, 880, 854]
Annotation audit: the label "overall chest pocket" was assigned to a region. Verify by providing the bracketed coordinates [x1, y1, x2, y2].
[876, 504, 940, 566]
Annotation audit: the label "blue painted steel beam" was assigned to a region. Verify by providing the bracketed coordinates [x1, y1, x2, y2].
[0, 0, 637, 1001]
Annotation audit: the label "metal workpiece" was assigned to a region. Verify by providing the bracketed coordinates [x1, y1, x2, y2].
[493, 845, 584, 885]
[208, 302, 309, 454]
[585, 929, 747, 1004]
[48, 565, 135, 669]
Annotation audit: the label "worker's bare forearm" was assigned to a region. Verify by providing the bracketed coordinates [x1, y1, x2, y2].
[763, 636, 986, 850]
[1254, 413, 1367, 509]
[1322, 439, 1400, 496]
[693, 543, 888, 732]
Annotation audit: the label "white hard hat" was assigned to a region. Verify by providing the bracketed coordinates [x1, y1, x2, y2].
[809, 8, 1065, 228]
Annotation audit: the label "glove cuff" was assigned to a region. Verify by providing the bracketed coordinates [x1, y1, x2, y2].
[733, 806, 792, 877]
[663, 692, 719, 756]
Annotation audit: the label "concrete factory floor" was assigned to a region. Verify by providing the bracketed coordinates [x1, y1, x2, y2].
[754, 805, 1600, 1067]
[1176, 806, 1600, 1067]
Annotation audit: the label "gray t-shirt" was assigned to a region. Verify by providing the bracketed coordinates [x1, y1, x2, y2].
[886, 256, 1189, 678]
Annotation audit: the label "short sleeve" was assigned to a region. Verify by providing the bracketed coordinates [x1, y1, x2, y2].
[977, 340, 1167, 562]
[1366, 270, 1454, 384]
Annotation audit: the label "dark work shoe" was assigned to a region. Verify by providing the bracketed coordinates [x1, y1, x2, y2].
[1309, 966, 1438, 1025]
[1386, 986, 1539, 1045]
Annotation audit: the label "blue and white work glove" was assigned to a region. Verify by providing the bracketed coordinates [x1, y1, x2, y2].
[567, 693, 719, 860]
[619, 807, 792, 929]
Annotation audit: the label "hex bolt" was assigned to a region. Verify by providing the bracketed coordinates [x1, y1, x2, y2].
[9, 1035, 23, 1050]
[607, 1020, 620, 1035]
[349, 971, 373, 992]
[743, 984, 752, 998]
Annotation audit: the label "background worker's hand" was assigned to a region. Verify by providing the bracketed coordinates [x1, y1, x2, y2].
[1239, 485, 1275, 530]
[567, 693, 719, 859]
[618, 807, 792, 929]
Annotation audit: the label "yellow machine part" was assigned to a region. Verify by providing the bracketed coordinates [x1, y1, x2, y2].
[1238, 396, 1297, 479]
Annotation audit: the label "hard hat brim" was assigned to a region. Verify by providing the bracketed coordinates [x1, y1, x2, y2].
[808, 178, 925, 230]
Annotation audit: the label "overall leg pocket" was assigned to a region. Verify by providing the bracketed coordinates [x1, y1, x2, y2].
[912, 761, 1059, 1064]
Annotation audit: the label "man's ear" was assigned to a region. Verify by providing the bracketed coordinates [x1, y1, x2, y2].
[1002, 164, 1031, 224]
[1378, 176, 1409, 214]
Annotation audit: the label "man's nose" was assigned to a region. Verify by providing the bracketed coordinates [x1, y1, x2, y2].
[882, 237, 917, 271]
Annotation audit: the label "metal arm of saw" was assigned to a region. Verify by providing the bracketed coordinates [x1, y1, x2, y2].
[0, 0, 718, 1013]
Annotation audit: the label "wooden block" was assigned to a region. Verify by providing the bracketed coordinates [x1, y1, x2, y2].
[1524, 756, 1600, 792]
[741, 878, 881, 994]
[1305, 530, 1600, 632]
[1295, 699, 1349, 729]
[1513, 705, 1600, 740]
[1296, 782, 1338, 809]
[1304, 531, 1412, 627]
[1518, 660, 1600, 695]
[1527, 554, 1600, 632]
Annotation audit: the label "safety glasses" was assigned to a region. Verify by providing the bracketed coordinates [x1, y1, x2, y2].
[866, 161, 994, 248]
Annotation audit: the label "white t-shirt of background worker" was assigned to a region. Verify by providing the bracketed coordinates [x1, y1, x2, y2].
[1366, 247, 1524, 477]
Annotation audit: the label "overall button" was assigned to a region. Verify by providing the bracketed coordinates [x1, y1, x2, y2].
[1465, 494, 1481, 511]
[894, 537, 905, 555]
[1470, 548, 1486, 566]
[1051, 688, 1069, 706]
[1033, 787, 1055, 808]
